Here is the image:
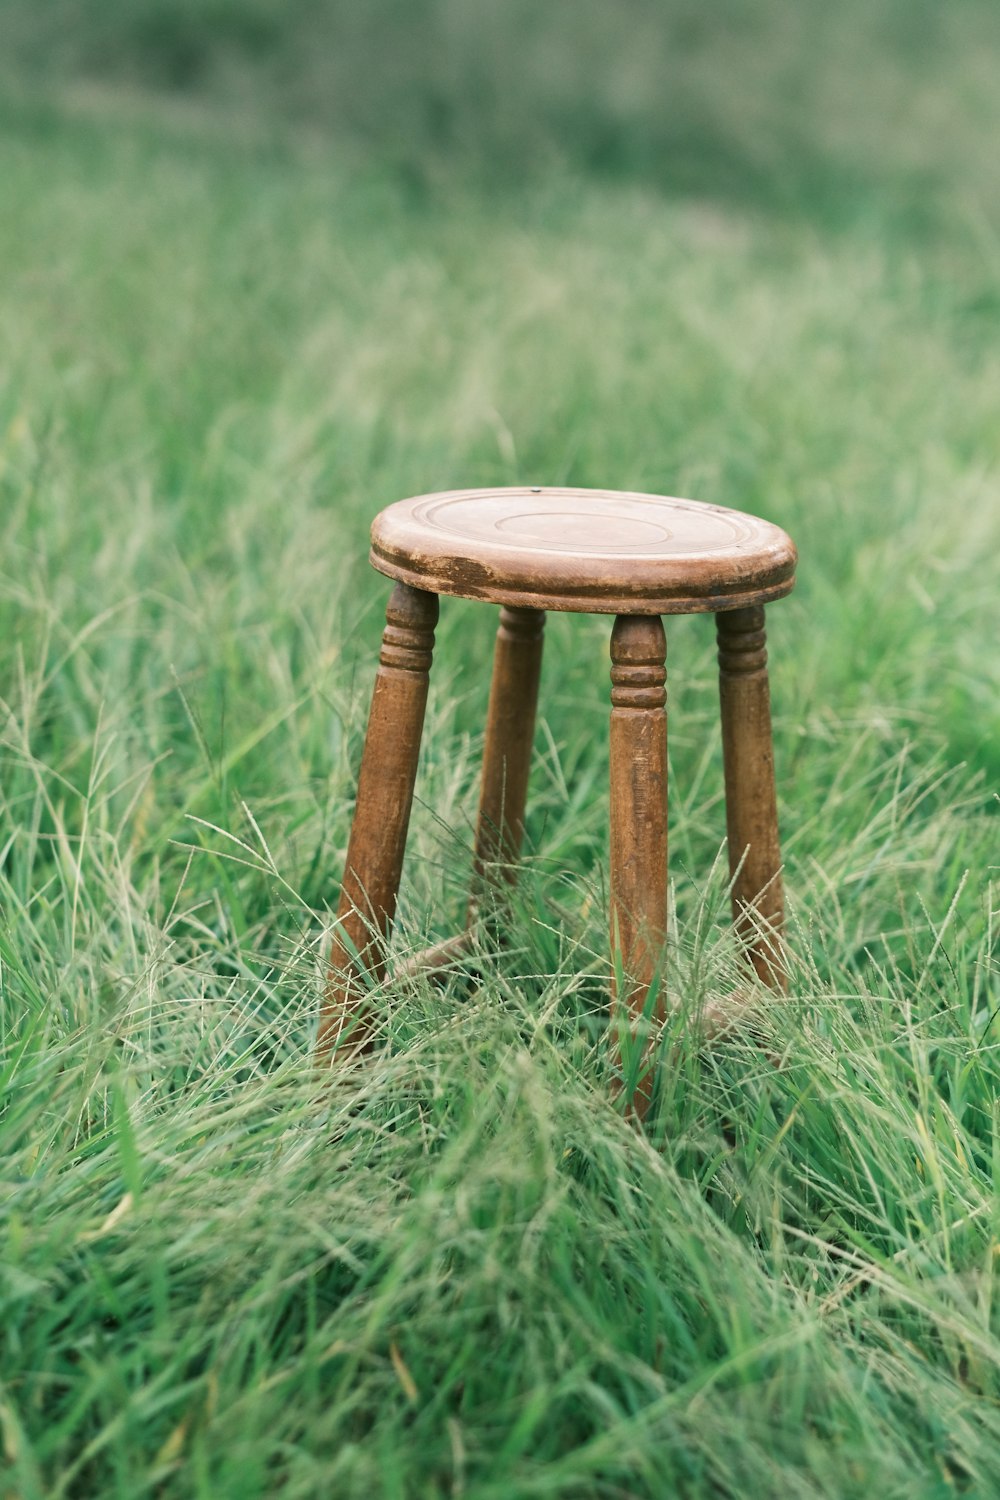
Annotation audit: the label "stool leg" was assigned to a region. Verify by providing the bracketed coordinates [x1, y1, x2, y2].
[609, 615, 668, 1106]
[716, 605, 786, 991]
[470, 606, 545, 906]
[317, 583, 439, 1063]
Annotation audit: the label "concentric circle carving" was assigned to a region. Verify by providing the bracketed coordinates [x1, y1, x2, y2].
[412, 489, 755, 558]
[369, 486, 796, 614]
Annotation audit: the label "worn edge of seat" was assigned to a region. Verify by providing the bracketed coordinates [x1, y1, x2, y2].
[369, 544, 796, 614]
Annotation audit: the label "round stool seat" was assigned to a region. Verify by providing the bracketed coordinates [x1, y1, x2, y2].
[370, 486, 796, 614]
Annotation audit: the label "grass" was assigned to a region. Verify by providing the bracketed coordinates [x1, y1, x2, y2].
[1, 4, 1000, 1494]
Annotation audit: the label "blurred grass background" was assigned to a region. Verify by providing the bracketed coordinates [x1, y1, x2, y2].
[1, 3, 1000, 1497]
[4, 0, 1000, 221]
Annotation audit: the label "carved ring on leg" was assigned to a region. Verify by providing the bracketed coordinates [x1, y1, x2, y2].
[609, 614, 668, 1117]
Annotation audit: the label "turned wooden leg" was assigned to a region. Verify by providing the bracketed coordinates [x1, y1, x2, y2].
[470, 605, 545, 903]
[609, 615, 668, 1108]
[317, 583, 439, 1062]
[716, 605, 786, 991]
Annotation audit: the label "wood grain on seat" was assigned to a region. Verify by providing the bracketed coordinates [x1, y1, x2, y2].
[370, 486, 796, 614]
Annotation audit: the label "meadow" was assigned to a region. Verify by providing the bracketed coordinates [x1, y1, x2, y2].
[1, 2, 999, 1494]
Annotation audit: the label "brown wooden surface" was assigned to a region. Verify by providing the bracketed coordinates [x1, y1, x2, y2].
[471, 605, 545, 896]
[322, 489, 797, 1098]
[717, 605, 786, 991]
[609, 614, 668, 1112]
[370, 487, 796, 615]
[317, 582, 438, 1062]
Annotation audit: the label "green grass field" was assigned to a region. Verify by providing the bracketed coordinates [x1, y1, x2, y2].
[1, 4, 999, 1495]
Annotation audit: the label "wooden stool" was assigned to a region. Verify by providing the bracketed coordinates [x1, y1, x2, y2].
[318, 487, 796, 1092]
